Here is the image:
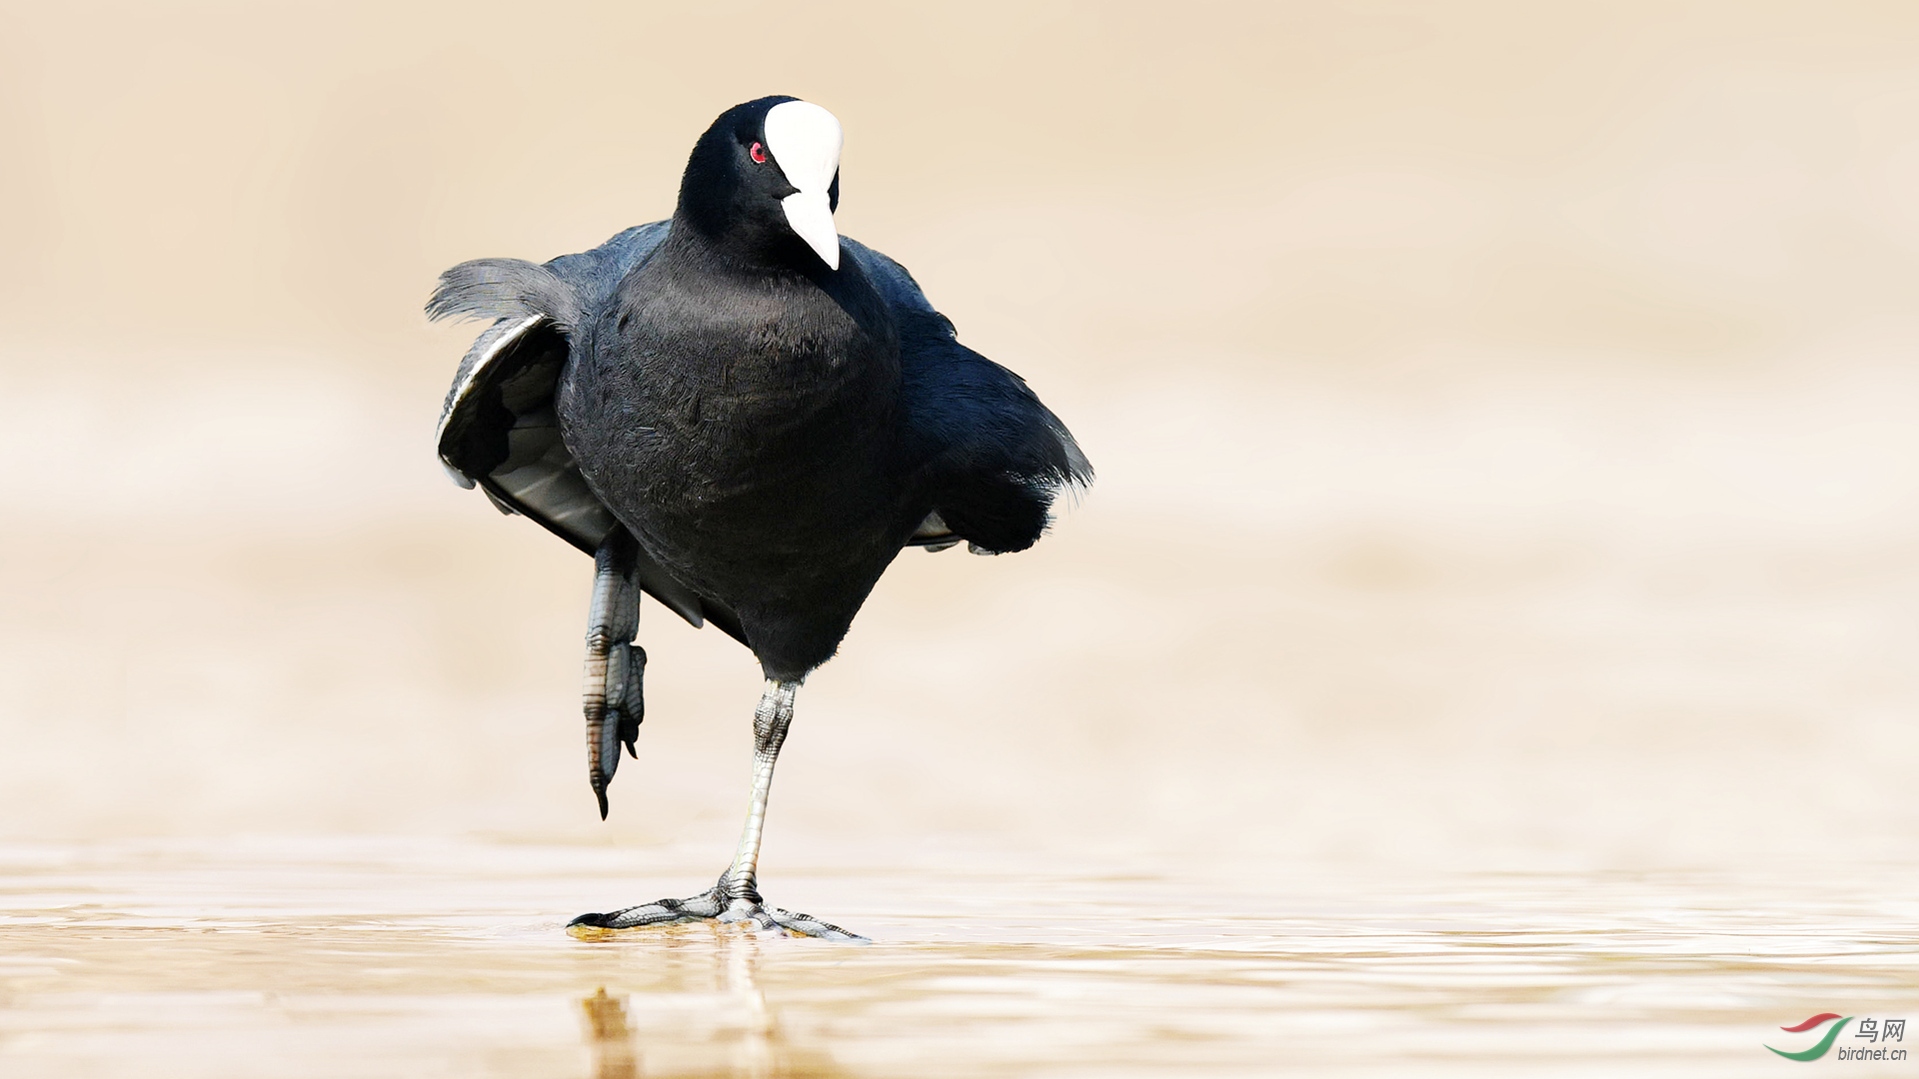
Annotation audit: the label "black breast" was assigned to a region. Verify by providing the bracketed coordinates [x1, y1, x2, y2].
[558, 248, 922, 679]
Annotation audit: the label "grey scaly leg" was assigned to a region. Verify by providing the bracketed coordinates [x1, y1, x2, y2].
[721, 681, 796, 907]
[584, 532, 645, 819]
[568, 679, 863, 941]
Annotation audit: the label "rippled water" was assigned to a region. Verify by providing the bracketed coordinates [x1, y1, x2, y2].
[3, 839, 1916, 1077]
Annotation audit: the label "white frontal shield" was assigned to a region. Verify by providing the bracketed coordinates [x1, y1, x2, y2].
[764, 100, 844, 270]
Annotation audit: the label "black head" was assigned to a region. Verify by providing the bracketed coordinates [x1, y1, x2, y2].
[675, 96, 844, 272]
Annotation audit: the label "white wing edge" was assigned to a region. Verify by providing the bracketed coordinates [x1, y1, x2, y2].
[435, 313, 548, 485]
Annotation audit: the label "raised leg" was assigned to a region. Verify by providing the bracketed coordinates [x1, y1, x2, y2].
[568, 679, 863, 941]
[585, 531, 646, 819]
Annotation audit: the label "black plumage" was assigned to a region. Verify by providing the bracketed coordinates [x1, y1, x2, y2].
[429, 97, 1088, 936]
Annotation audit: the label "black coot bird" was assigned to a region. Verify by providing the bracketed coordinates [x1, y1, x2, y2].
[429, 97, 1090, 939]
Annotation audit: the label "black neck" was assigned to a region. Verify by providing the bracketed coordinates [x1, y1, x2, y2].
[664, 209, 835, 286]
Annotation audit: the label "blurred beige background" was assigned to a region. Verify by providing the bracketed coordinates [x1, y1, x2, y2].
[3, 0, 1917, 877]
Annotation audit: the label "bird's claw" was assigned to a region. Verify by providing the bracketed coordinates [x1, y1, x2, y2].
[567, 877, 865, 941]
[585, 534, 645, 818]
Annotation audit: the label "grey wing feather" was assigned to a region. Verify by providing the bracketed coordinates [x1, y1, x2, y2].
[428, 223, 747, 644]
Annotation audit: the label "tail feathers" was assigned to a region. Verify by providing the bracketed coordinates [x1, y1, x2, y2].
[426, 257, 583, 330]
[938, 472, 1055, 554]
[934, 410, 1094, 556]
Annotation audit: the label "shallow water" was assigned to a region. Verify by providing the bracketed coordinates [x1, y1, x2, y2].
[10, 5, 1919, 1076]
[3, 839, 1916, 1077]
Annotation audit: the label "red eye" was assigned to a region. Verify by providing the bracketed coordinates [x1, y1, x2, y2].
[749, 141, 767, 164]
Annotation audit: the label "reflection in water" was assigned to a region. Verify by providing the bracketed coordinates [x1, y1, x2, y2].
[582, 988, 639, 1079]
[579, 930, 842, 1079]
[4, 841, 1918, 1077]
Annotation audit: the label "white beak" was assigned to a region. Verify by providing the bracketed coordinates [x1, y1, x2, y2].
[764, 100, 843, 270]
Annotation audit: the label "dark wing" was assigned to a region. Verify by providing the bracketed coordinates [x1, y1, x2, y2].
[428, 223, 747, 644]
[844, 239, 1093, 554]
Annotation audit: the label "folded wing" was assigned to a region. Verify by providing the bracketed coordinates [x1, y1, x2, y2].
[845, 240, 1093, 554]
[429, 223, 747, 644]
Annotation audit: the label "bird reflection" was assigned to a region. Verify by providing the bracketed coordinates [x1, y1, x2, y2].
[578, 929, 842, 1078]
[581, 987, 640, 1079]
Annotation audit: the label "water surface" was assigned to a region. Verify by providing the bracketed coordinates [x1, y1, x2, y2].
[3, 839, 1915, 1077]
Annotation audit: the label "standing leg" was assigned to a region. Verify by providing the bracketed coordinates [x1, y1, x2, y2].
[719, 680, 796, 906]
[569, 680, 862, 940]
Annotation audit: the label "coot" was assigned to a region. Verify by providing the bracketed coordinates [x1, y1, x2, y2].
[429, 96, 1090, 938]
